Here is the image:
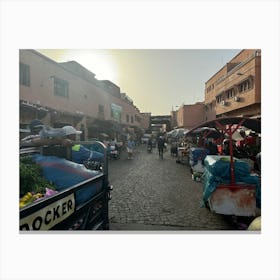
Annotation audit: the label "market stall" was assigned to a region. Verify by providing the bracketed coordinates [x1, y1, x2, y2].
[186, 117, 261, 217]
[184, 127, 222, 180]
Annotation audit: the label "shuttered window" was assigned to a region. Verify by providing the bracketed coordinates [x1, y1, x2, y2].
[20, 63, 30, 86]
[54, 77, 69, 98]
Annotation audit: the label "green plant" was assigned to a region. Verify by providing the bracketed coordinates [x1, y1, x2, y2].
[20, 156, 56, 197]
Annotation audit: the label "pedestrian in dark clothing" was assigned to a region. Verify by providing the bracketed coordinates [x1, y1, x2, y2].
[171, 140, 178, 157]
[147, 138, 153, 152]
[157, 136, 164, 159]
[207, 141, 218, 155]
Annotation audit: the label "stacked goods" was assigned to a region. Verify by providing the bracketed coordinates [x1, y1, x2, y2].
[189, 148, 209, 180]
[202, 155, 261, 208]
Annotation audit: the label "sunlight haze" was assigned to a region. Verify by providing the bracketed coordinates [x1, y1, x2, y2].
[37, 49, 241, 115]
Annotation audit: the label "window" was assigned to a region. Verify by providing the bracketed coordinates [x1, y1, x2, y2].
[131, 116, 134, 123]
[216, 94, 223, 103]
[54, 77, 69, 98]
[206, 84, 214, 93]
[98, 105, 104, 119]
[238, 79, 251, 93]
[126, 114, 129, 123]
[20, 63, 30, 86]
[226, 88, 235, 99]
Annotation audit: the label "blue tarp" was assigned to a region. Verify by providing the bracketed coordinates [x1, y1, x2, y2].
[71, 144, 104, 164]
[83, 143, 111, 156]
[202, 155, 261, 208]
[32, 154, 103, 205]
[189, 147, 209, 166]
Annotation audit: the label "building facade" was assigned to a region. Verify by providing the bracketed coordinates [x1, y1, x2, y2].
[140, 112, 151, 132]
[170, 49, 261, 132]
[204, 49, 261, 120]
[20, 49, 143, 141]
[173, 102, 205, 130]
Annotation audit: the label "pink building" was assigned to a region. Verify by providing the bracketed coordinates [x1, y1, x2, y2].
[140, 112, 151, 132]
[174, 102, 205, 130]
[20, 50, 143, 140]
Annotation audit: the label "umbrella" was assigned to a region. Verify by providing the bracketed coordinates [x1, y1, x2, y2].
[173, 128, 189, 137]
[185, 127, 222, 139]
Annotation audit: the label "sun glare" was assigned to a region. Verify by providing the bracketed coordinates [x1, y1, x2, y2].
[61, 50, 119, 84]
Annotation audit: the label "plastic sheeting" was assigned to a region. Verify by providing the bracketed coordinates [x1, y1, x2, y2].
[202, 155, 261, 208]
[32, 154, 103, 206]
[189, 147, 209, 166]
[83, 143, 111, 156]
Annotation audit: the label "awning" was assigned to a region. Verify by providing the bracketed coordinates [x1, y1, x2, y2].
[188, 117, 261, 134]
[186, 127, 222, 139]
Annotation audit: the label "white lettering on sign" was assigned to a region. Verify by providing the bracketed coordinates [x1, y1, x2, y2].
[20, 194, 75, 230]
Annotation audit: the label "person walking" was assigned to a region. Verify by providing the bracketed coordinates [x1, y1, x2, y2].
[126, 138, 135, 159]
[157, 136, 165, 159]
[147, 138, 153, 153]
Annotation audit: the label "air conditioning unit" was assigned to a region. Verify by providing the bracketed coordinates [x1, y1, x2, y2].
[234, 96, 240, 102]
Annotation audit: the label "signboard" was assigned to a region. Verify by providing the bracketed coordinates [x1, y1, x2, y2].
[111, 103, 122, 123]
[20, 194, 75, 230]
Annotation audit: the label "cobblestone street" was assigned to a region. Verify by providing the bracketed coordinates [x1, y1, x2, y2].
[108, 144, 235, 231]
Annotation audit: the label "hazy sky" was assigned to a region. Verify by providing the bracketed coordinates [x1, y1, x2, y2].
[37, 49, 241, 115]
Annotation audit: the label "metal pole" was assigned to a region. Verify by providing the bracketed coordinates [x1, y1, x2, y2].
[228, 124, 235, 185]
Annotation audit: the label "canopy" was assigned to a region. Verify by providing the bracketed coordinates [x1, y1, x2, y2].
[185, 126, 222, 139]
[187, 117, 261, 134]
[185, 117, 261, 185]
[167, 128, 189, 138]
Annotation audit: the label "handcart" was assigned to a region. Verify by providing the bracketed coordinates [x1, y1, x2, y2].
[19, 141, 112, 231]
